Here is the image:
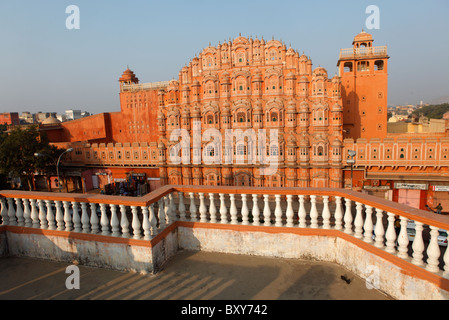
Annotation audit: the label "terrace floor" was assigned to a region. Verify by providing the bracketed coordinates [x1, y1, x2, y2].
[0, 250, 391, 301]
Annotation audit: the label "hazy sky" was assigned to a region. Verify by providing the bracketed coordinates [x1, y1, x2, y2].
[0, 0, 448, 115]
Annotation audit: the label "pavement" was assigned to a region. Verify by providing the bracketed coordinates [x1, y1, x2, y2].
[0, 250, 391, 301]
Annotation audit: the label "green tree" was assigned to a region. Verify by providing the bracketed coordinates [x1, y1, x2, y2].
[412, 103, 449, 119]
[0, 125, 63, 191]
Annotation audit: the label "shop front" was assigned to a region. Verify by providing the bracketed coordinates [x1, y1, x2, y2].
[392, 183, 428, 211]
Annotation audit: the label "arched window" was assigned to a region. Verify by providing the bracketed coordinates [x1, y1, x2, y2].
[374, 60, 384, 71]
[344, 62, 353, 72]
[237, 112, 246, 123]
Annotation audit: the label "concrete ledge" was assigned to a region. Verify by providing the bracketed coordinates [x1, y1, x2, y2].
[1, 226, 179, 274]
[2, 222, 449, 299]
[177, 222, 449, 300]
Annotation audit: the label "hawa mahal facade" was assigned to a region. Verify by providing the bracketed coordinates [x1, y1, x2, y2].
[33, 31, 449, 211]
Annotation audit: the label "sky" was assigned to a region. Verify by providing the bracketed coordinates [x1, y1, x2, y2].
[0, 0, 448, 115]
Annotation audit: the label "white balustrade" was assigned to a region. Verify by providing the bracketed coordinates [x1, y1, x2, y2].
[1, 188, 449, 276]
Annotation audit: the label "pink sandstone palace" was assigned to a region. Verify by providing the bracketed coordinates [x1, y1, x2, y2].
[28, 31, 449, 212]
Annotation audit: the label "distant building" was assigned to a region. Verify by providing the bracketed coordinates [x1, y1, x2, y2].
[65, 109, 83, 121]
[19, 112, 36, 124]
[0, 112, 20, 126]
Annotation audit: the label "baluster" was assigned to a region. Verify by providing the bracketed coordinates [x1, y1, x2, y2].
[219, 193, 227, 224]
[110, 204, 120, 237]
[285, 195, 294, 227]
[354, 202, 364, 239]
[241, 194, 249, 225]
[310, 195, 318, 228]
[131, 206, 141, 239]
[15, 198, 24, 226]
[89, 203, 99, 234]
[322, 196, 330, 229]
[23, 199, 32, 227]
[298, 195, 306, 228]
[230, 194, 238, 224]
[142, 206, 151, 240]
[30, 199, 39, 228]
[209, 193, 217, 223]
[198, 193, 207, 222]
[158, 198, 166, 229]
[252, 194, 260, 226]
[397, 216, 409, 259]
[149, 203, 158, 236]
[81, 202, 90, 233]
[426, 226, 441, 273]
[72, 202, 82, 232]
[385, 212, 397, 254]
[120, 205, 130, 238]
[334, 196, 343, 230]
[100, 203, 110, 236]
[411, 221, 425, 266]
[189, 192, 197, 221]
[374, 208, 385, 248]
[38, 199, 47, 229]
[343, 198, 352, 234]
[7, 198, 16, 226]
[363, 205, 374, 243]
[274, 194, 283, 227]
[178, 192, 186, 221]
[0, 198, 8, 225]
[55, 201, 64, 230]
[170, 193, 177, 221]
[64, 201, 73, 231]
[45, 200, 56, 230]
[263, 194, 271, 226]
[164, 196, 171, 224]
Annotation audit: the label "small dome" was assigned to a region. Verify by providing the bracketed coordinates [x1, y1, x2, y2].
[42, 115, 61, 125]
[353, 30, 373, 43]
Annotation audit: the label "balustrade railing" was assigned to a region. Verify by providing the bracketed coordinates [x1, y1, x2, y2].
[1, 186, 449, 278]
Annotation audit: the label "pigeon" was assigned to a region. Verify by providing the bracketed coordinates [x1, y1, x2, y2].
[341, 275, 351, 284]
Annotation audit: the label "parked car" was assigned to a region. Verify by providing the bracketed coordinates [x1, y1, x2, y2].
[406, 221, 448, 247]
[371, 221, 448, 247]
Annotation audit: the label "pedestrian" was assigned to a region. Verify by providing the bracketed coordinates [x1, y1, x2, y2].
[394, 215, 400, 235]
[436, 203, 443, 215]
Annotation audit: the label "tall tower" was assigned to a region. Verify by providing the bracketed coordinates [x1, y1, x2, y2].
[337, 31, 389, 139]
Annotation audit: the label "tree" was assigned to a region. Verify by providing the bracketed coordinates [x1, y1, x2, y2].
[412, 103, 449, 119]
[0, 125, 63, 191]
